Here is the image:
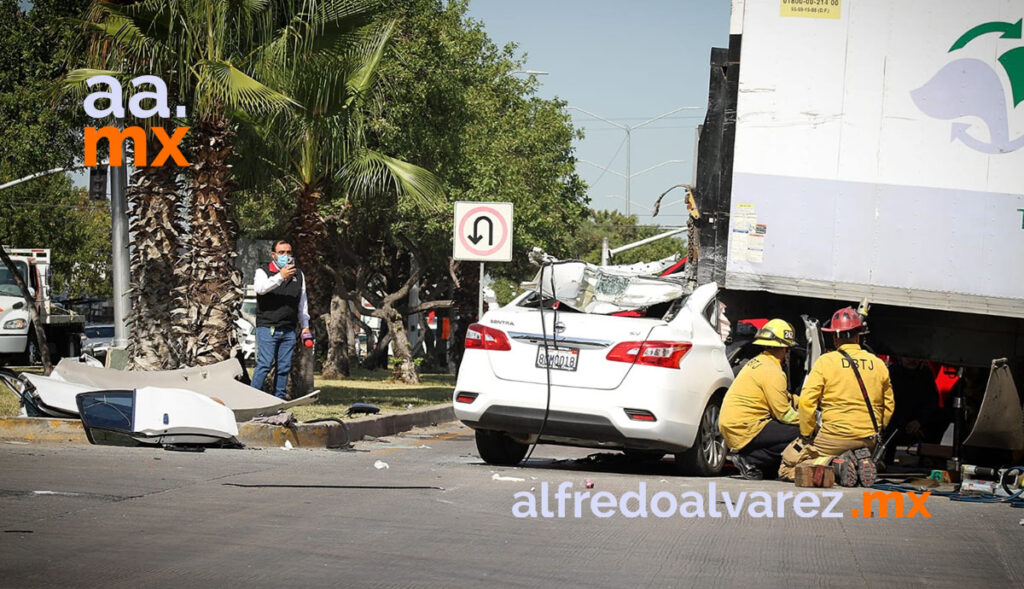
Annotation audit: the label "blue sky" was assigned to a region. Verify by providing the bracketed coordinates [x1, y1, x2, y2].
[466, 1, 732, 226]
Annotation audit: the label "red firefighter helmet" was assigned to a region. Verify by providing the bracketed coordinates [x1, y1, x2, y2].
[822, 306, 865, 333]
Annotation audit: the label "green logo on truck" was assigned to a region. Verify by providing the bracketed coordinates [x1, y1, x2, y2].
[911, 19, 1024, 154]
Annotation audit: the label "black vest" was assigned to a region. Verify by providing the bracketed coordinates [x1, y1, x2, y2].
[256, 267, 303, 329]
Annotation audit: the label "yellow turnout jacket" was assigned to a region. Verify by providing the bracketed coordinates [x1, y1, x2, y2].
[799, 344, 895, 440]
[719, 351, 798, 450]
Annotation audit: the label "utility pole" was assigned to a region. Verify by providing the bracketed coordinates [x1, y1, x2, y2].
[568, 106, 700, 216]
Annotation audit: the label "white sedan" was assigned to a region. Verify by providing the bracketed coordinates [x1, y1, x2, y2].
[453, 264, 734, 476]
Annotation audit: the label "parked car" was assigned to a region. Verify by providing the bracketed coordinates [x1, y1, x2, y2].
[235, 317, 256, 362]
[81, 323, 114, 361]
[240, 286, 257, 326]
[453, 261, 734, 476]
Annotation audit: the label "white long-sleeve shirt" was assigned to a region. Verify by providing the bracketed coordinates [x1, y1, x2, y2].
[253, 267, 310, 329]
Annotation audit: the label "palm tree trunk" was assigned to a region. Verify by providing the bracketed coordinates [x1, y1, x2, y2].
[126, 130, 185, 370]
[291, 184, 330, 317]
[184, 114, 242, 366]
[284, 184, 330, 394]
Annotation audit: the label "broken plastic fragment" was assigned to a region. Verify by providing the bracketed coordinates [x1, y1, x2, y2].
[374, 460, 390, 470]
[282, 440, 293, 450]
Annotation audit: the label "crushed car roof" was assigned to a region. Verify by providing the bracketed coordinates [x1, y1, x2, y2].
[521, 256, 691, 314]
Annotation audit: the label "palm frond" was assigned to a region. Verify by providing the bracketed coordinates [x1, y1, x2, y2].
[297, 0, 385, 57]
[347, 19, 395, 99]
[95, 1, 173, 59]
[59, 68, 125, 104]
[196, 60, 299, 114]
[342, 149, 446, 212]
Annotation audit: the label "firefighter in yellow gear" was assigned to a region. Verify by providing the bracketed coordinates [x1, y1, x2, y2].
[780, 306, 895, 486]
[720, 319, 800, 480]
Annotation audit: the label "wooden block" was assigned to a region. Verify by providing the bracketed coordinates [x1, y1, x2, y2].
[795, 463, 835, 488]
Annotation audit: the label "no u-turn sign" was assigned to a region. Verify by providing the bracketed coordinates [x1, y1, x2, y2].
[453, 201, 513, 262]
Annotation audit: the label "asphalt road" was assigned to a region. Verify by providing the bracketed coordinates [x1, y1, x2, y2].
[0, 422, 1021, 588]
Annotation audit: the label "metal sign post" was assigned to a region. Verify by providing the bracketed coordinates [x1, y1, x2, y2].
[453, 201, 513, 320]
[479, 262, 485, 319]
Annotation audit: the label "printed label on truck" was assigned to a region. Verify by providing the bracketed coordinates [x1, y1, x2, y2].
[780, 0, 841, 20]
[729, 205, 764, 264]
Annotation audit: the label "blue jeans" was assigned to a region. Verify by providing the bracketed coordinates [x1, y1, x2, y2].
[251, 326, 297, 399]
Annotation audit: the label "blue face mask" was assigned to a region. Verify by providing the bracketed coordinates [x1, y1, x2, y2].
[276, 254, 292, 267]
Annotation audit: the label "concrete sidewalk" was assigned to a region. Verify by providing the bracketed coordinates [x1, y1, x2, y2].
[0, 403, 455, 448]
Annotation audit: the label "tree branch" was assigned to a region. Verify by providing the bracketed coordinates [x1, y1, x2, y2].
[408, 300, 453, 313]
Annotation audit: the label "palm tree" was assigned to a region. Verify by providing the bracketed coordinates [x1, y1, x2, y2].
[70, 0, 387, 366]
[235, 16, 444, 386]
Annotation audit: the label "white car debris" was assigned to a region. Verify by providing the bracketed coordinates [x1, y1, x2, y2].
[6, 357, 318, 421]
[76, 387, 240, 448]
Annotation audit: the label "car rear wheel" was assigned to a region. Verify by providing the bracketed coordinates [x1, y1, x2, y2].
[475, 429, 528, 466]
[675, 397, 726, 476]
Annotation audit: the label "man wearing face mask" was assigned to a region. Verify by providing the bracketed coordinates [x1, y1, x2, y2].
[251, 240, 311, 399]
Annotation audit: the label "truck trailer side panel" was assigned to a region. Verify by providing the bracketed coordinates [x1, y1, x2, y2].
[726, 0, 1024, 317]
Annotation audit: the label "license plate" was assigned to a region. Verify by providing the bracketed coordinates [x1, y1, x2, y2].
[535, 346, 579, 372]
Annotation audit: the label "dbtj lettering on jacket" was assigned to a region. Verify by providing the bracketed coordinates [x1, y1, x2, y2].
[840, 358, 874, 370]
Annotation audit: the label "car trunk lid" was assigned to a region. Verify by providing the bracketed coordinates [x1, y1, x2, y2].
[482, 308, 664, 390]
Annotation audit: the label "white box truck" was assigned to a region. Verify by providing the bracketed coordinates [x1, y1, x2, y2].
[691, 1, 1024, 378]
[0, 248, 85, 365]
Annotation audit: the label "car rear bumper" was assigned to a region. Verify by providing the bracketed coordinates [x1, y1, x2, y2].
[463, 404, 628, 443]
[453, 357, 709, 452]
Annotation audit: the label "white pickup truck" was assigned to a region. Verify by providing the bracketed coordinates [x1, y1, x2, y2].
[0, 248, 85, 365]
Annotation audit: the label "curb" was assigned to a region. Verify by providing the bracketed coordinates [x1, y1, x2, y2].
[344, 403, 456, 441]
[0, 417, 90, 444]
[0, 404, 457, 449]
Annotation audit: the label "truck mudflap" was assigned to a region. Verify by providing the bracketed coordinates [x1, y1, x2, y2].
[963, 359, 1024, 451]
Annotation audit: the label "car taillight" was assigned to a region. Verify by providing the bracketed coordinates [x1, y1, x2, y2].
[624, 408, 657, 421]
[455, 392, 478, 404]
[465, 323, 511, 351]
[606, 341, 692, 369]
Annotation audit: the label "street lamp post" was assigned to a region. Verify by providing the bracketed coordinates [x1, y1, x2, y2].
[110, 118, 131, 350]
[568, 105, 701, 216]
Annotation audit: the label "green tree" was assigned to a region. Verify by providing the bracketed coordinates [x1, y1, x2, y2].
[370, 0, 588, 282]
[0, 0, 109, 299]
[349, 0, 588, 373]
